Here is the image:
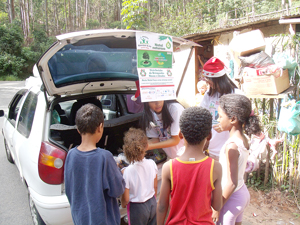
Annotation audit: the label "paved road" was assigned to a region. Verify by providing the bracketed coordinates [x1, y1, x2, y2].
[0, 81, 33, 225]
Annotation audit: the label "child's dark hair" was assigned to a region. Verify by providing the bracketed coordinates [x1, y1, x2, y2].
[140, 100, 174, 131]
[219, 94, 261, 136]
[207, 75, 237, 97]
[179, 107, 212, 145]
[123, 128, 148, 164]
[75, 103, 104, 134]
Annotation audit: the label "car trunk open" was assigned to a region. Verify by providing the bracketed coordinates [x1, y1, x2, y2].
[50, 112, 142, 155]
[41, 29, 201, 171]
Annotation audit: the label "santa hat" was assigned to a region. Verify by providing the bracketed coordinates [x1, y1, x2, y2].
[203, 57, 226, 78]
[131, 80, 140, 101]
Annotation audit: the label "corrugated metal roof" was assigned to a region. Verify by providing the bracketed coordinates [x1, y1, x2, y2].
[182, 12, 300, 40]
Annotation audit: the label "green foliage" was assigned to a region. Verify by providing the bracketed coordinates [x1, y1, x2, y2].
[0, 21, 55, 79]
[121, 0, 148, 30]
[256, 0, 281, 14]
[150, 3, 193, 36]
[108, 21, 122, 29]
[0, 21, 23, 55]
[0, 52, 25, 77]
[30, 24, 55, 54]
[26, 24, 56, 72]
[0, 11, 8, 24]
[86, 19, 100, 29]
[0, 21, 26, 77]
[0, 75, 20, 81]
[0, 0, 6, 12]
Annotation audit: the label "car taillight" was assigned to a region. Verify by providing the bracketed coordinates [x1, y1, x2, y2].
[38, 141, 67, 185]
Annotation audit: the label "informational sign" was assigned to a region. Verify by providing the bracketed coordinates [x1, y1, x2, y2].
[136, 32, 175, 102]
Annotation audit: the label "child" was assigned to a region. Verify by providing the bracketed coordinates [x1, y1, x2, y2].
[140, 100, 184, 159]
[157, 107, 223, 224]
[200, 56, 243, 161]
[214, 94, 261, 225]
[64, 103, 125, 225]
[121, 128, 158, 225]
[195, 80, 208, 106]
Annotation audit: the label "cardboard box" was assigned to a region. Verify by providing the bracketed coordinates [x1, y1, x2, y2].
[229, 29, 266, 56]
[243, 69, 290, 95]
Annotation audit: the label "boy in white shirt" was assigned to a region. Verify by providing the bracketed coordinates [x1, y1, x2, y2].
[121, 128, 158, 225]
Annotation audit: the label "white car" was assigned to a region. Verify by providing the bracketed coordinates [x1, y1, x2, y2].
[1, 30, 198, 225]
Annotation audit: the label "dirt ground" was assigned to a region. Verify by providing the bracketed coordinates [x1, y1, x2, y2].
[242, 187, 300, 225]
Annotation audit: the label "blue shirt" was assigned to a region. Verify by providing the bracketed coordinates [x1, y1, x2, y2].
[65, 147, 125, 225]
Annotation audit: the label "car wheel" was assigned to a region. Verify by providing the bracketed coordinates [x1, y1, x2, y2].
[4, 138, 14, 164]
[28, 194, 46, 225]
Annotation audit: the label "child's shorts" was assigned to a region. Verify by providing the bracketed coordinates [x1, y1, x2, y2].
[127, 195, 156, 225]
[217, 184, 250, 225]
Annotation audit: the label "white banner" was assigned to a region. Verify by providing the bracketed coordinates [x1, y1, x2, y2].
[136, 32, 175, 102]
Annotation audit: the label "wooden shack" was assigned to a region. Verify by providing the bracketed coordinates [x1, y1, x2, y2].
[180, 12, 300, 102]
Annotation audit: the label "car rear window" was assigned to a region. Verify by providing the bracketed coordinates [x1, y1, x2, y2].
[48, 36, 138, 87]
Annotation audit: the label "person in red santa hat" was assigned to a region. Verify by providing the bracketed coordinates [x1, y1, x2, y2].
[200, 57, 243, 161]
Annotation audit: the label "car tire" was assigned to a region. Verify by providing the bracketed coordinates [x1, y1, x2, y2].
[28, 194, 46, 225]
[4, 138, 14, 164]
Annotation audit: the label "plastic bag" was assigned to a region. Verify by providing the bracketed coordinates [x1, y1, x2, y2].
[272, 53, 298, 79]
[245, 132, 267, 173]
[51, 110, 61, 124]
[277, 100, 300, 135]
[239, 51, 275, 69]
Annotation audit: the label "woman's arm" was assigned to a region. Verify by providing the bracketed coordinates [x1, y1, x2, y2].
[148, 135, 181, 150]
[148, 138, 160, 144]
[157, 161, 171, 225]
[154, 175, 158, 197]
[222, 143, 239, 205]
[121, 188, 130, 208]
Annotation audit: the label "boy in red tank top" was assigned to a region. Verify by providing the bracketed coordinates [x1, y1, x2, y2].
[157, 106, 223, 225]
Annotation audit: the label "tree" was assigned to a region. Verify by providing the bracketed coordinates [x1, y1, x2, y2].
[7, 0, 15, 22]
[121, 0, 148, 30]
[0, 22, 25, 76]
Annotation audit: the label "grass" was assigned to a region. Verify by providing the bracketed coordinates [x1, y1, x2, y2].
[0, 75, 21, 81]
[0, 73, 30, 81]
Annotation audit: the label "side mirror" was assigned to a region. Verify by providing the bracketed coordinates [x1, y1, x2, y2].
[0, 110, 4, 117]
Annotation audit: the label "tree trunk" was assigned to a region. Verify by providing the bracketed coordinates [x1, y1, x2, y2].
[25, 0, 30, 42]
[69, 0, 72, 31]
[30, 0, 33, 30]
[83, 0, 88, 28]
[252, 0, 255, 19]
[75, 0, 78, 30]
[8, 0, 16, 23]
[20, 0, 28, 40]
[289, 136, 295, 191]
[45, 0, 49, 36]
[64, 0, 68, 32]
[159, 0, 160, 16]
[148, 0, 150, 29]
[207, 0, 210, 13]
[54, 0, 58, 34]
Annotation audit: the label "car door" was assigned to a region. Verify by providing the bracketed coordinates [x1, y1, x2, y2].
[12, 90, 38, 178]
[3, 90, 27, 166]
